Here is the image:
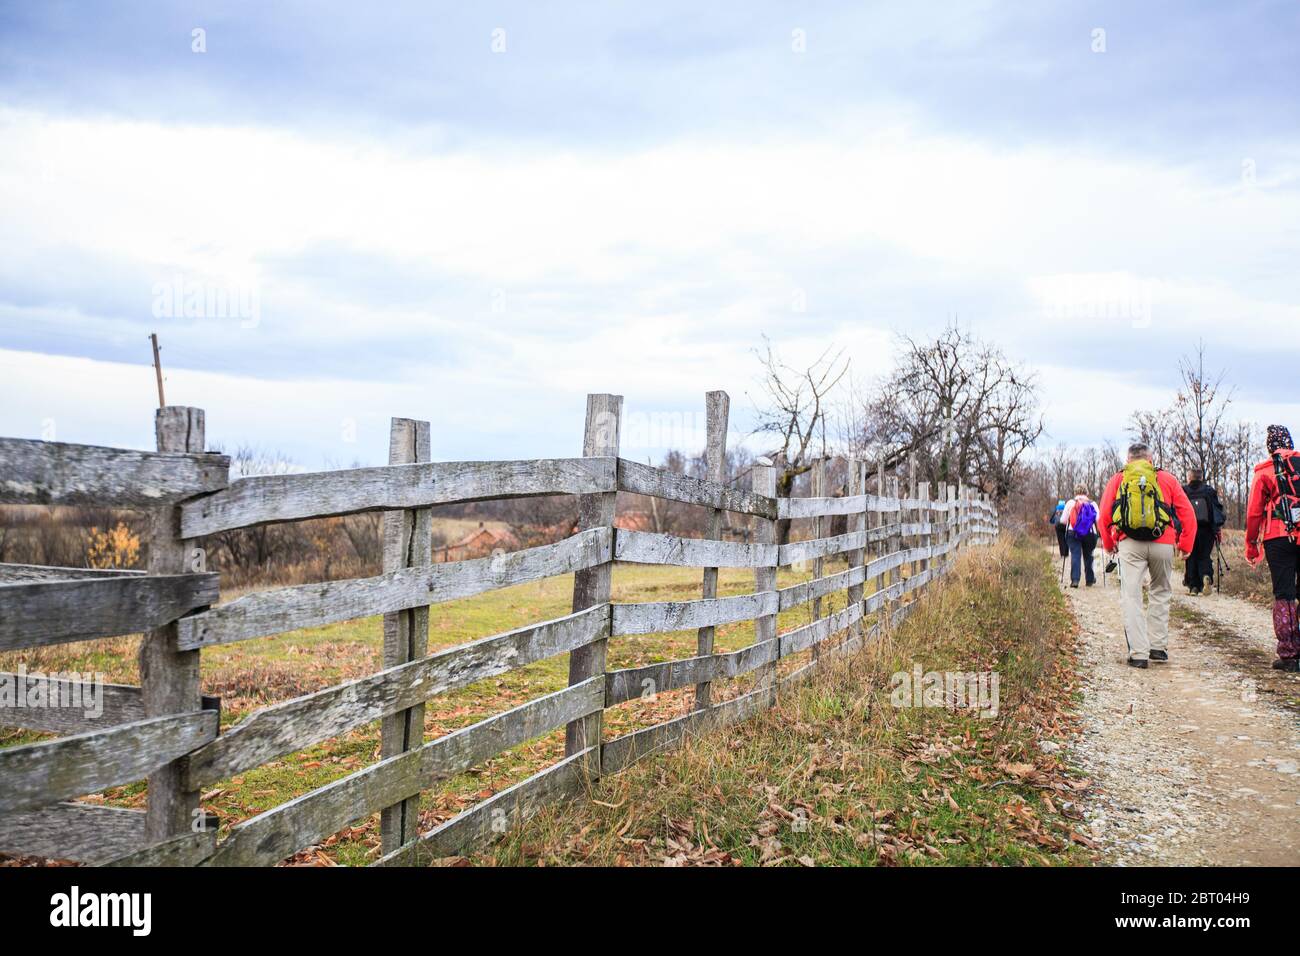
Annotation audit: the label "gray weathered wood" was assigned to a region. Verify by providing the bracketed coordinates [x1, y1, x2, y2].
[0, 563, 144, 583]
[375, 747, 594, 865]
[602, 684, 774, 775]
[808, 458, 827, 663]
[616, 458, 776, 519]
[101, 829, 217, 867]
[0, 436, 229, 507]
[779, 602, 863, 657]
[0, 802, 145, 864]
[605, 638, 779, 705]
[864, 579, 906, 614]
[380, 417, 433, 854]
[182, 605, 609, 788]
[845, 459, 867, 647]
[751, 463, 779, 693]
[611, 590, 777, 636]
[141, 405, 208, 844]
[565, 394, 621, 771]
[0, 573, 219, 652]
[1, 672, 145, 734]
[0, 710, 218, 814]
[777, 565, 866, 611]
[615, 529, 776, 568]
[777, 530, 867, 567]
[179, 457, 616, 537]
[694, 389, 729, 711]
[0, 672, 218, 735]
[865, 494, 902, 513]
[208, 679, 603, 866]
[176, 526, 613, 649]
[885, 475, 903, 631]
[778, 493, 870, 520]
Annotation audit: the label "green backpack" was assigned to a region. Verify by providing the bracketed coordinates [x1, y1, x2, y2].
[1111, 460, 1178, 541]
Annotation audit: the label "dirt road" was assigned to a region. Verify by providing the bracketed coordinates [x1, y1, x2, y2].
[1062, 567, 1299, 865]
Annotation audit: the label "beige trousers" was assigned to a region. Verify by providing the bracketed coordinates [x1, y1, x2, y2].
[1118, 538, 1174, 660]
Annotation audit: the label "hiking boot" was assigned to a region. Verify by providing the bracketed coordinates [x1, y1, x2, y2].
[1070, 582, 1079, 589]
[1149, 650, 1168, 662]
[1272, 658, 1299, 672]
[1127, 657, 1148, 669]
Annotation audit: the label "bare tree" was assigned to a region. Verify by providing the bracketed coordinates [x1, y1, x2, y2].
[751, 337, 849, 542]
[858, 325, 1043, 500]
[1168, 342, 1234, 483]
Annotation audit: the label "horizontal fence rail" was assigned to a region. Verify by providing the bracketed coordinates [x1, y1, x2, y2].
[0, 394, 999, 867]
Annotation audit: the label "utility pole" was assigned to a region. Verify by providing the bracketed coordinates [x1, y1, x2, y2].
[149, 332, 166, 408]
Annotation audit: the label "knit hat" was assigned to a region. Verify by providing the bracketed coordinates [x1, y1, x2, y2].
[1267, 424, 1294, 454]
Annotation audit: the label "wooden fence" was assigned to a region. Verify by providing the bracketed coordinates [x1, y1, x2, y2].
[0, 394, 998, 866]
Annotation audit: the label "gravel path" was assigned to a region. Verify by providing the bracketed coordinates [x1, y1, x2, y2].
[1061, 566, 1299, 866]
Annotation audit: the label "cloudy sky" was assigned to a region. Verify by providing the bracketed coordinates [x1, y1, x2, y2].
[1, 1, 1297, 469]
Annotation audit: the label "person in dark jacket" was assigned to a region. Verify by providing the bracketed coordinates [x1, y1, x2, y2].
[1182, 469, 1224, 594]
[1049, 498, 1068, 558]
[1246, 425, 1300, 671]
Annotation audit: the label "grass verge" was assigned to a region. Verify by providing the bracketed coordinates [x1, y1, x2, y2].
[479, 536, 1093, 866]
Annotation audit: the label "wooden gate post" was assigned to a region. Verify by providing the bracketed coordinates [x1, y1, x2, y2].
[380, 417, 433, 854]
[565, 394, 622, 773]
[694, 390, 728, 711]
[141, 406, 206, 842]
[752, 460, 778, 696]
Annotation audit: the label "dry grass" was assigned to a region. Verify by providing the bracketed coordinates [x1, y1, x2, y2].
[1211, 529, 1277, 606]
[477, 536, 1091, 867]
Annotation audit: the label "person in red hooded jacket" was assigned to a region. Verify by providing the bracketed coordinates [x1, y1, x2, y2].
[1245, 425, 1300, 671]
[1098, 442, 1197, 668]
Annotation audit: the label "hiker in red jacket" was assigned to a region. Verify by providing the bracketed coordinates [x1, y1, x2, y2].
[1245, 425, 1300, 671]
[1098, 442, 1197, 668]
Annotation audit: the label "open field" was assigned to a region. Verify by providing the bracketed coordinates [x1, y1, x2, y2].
[2, 560, 850, 866]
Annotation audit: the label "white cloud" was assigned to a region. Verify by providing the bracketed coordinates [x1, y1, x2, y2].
[2, 106, 1298, 462]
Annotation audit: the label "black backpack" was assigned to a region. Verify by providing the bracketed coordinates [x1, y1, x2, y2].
[1272, 451, 1300, 544]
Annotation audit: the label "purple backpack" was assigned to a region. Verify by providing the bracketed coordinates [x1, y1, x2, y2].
[1074, 500, 1097, 536]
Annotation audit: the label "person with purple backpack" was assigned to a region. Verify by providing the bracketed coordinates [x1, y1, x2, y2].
[1062, 484, 1100, 588]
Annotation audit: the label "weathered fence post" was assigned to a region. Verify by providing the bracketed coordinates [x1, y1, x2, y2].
[906, 456, 919, 589]
[847, 458, 866, 646]
[917, 481, 931, 586]
[873, 459, 886, 631]
[694, 390, 728, 711]
[752, 460, 778, 697]
[957, 481, 967, 552]
[565, 394, 622, 774]
[946, 484, 957, 572]
[380, 418, 433, 854]
[141, 406, 206, 843]
[885, 475, 902, 631]
[809, 457, 827, 660]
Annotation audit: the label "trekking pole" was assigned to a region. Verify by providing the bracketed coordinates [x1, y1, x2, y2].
[1215, 540, 1231, 593]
